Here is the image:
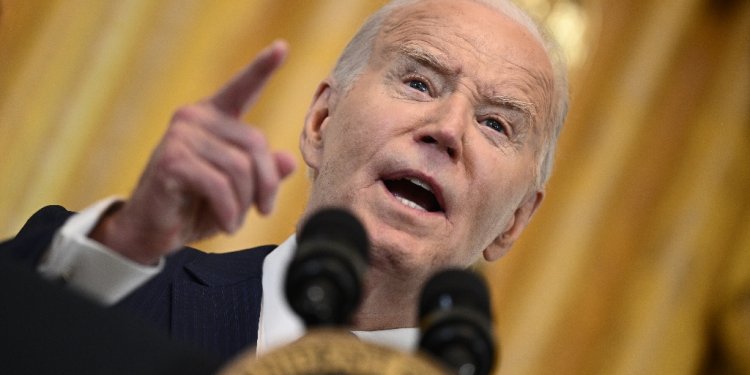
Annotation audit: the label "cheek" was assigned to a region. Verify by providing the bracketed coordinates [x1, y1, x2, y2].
[313, 109, 388, 197]
[325, 102, 406, 162]
[465, 166, 531, 239]
[320, 113, 372, 164]
[471, 184, 514, 237]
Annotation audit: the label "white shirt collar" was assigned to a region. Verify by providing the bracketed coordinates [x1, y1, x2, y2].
[257, 235, 418, 355]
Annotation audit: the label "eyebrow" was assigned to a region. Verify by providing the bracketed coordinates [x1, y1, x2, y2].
[485, 95, 537, 122]
[387, 44, 459, 77]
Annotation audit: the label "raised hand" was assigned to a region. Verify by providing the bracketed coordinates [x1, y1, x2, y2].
[90, 41, 296, 265]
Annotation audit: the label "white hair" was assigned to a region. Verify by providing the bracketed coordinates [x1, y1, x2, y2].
[330, 0, 569, 187]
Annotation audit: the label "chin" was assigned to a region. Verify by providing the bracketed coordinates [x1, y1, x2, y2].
[365, 229, 431, 276]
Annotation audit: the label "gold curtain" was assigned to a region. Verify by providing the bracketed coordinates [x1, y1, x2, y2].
[490, 0, 750, 373]
[0, 0, 384, 250]
[1, 0, 747, 374]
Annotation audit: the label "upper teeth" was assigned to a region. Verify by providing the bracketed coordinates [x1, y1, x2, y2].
[407, 177, 432, 192]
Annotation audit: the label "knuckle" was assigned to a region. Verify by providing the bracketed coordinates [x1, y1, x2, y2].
[233, 154, 253, 176]
[157, 147, 185, 176]
[225, 152, 252, 179]
[165, 117, 202, 145]
[165, 121, 188, 141]
[171, 105, 201, 123]
[244, 127, 268, 151]
[208, 174, 233, 201]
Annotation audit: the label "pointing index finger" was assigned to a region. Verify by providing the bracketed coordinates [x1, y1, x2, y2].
[210, 40, 289, 118]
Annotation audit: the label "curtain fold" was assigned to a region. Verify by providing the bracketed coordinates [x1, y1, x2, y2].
[1, 0, 747, 373]
[490, 0, 750, 373]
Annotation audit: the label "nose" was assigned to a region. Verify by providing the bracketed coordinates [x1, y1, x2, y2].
[416, 97, 471, 161]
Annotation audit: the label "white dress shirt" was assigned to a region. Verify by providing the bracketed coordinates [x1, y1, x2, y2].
[258, 235, 418, 354]
[37, 198, 418, 354]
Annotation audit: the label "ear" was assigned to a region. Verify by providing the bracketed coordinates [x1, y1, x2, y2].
[483, 190, 544, 261]
[300, 80, 334, 176]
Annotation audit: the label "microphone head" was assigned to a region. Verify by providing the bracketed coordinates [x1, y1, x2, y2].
[418, 268, 496, 375]
[418, 269, 491, 321]
[298, 207, 369, 261]
[286, 207, 369, 327]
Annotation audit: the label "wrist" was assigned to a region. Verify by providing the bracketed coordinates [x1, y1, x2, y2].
[89, 202, 164, 266]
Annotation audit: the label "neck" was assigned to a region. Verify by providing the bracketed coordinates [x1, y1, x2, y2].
[349, 268, 422, 331]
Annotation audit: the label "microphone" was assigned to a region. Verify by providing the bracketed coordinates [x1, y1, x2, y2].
[418, 268, 497, 375]
[285, 207, 369, 327]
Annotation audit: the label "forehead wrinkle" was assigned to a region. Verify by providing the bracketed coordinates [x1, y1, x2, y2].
[383, 34, 543, 135]
[381, 2, 439, 28]
[381, 5, 444, 40]
[385, 42, 461, 77]
[378, 0, 554, 137]
[394, 13, 550, 123]
[500, 55, 554, 115]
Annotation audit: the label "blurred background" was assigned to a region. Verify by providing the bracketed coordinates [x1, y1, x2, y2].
[1, 0, 748, 373]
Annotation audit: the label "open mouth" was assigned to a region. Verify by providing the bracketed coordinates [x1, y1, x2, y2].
[383, 177, 444, 213]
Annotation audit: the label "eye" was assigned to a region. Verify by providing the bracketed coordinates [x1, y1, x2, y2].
[485, 118, 503, 132]
[481, 117, 508, 135]
[407, 79, 430, 93]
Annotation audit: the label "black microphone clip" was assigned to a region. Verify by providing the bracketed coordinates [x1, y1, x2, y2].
[285, 208, 369, 327]
[418, 268, 497, 375]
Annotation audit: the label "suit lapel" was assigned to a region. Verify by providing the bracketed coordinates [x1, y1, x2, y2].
[170, 246, 274, 360]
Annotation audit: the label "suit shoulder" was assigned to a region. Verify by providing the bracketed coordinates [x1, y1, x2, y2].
[17, 205, 75, 237]
[0, 205, 75, 266]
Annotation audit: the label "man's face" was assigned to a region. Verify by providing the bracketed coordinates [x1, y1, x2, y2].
[301, 0, 553, 280]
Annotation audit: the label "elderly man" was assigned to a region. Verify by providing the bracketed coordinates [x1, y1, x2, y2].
[2, 0, 567, 362]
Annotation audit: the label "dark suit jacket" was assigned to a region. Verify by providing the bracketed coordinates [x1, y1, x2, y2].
[0, 259, 223, 374]
[0, 205, 275, 362]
